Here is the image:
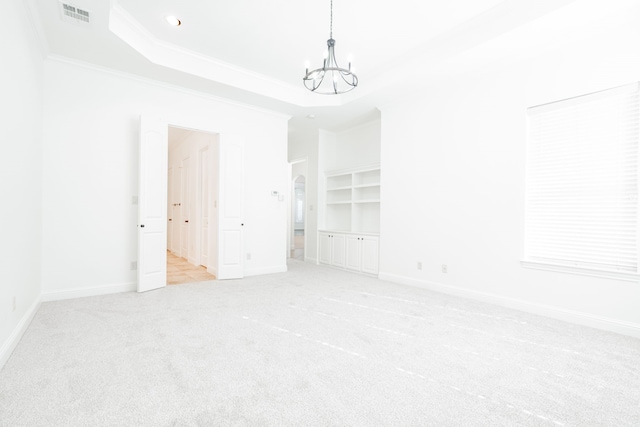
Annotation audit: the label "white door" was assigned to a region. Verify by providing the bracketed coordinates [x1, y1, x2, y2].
[171, 166, 181, 254]
[217, 135, 244, 279]
[318, 232, 332, 265]
[180, 157, 190, 258]
[345, 235, 362, 271]
[361, 236, 380, 275]
[331, 234, 346, 268]
[200, 147, 210, 267]
[137, 116, 168, 292]
[167, 166, 173, 251]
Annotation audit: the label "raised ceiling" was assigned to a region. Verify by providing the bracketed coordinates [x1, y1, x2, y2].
[28, 0, 604, 135]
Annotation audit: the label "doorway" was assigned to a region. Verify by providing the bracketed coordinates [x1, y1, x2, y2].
[166, 126, 218, 284]
[138, 116, 245, 293]
[291, 175, 305, 260]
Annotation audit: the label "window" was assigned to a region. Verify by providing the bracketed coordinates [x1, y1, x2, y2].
[523, 83, 640, 281]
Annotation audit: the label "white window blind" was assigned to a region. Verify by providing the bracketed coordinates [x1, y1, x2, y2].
[524, 83, 640, 279]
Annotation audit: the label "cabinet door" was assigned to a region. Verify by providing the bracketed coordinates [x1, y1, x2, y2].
[345, 235, 362, 271]
[319, 233, 332, 265]
[331, 234, 346, 268]
[361, 236, 379, 275]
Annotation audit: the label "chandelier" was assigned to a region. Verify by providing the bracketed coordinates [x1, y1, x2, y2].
[303, 0, 358, 94]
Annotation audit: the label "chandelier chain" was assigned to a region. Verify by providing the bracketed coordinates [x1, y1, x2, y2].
[330, 0, 333, 39]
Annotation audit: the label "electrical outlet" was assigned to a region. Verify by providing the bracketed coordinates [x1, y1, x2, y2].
[246, 253, 251, 261]
[442, 264, 448, 273]
[417, 262, 422, 270]
[13, 296, 16, 312]
[130, 261, 137, 270]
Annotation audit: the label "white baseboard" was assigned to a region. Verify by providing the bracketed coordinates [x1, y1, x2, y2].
[41, 282, 137, 302]
[0, 295, 41, 370]
[244, 265, 287, 277]
[378, 272, 640, 339]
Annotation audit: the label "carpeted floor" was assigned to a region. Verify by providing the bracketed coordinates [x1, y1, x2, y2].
[1, 260, 639, 426]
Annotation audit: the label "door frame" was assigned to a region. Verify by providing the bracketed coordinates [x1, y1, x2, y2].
[138, 113, 244, 291]
[288, 157, 308, 260]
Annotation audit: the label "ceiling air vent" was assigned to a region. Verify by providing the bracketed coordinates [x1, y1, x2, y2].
[59, 2, 91, 25]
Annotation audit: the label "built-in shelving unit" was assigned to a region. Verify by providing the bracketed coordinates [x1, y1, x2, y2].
[323, 165, 380, 234]
[316, 122, 381, 275]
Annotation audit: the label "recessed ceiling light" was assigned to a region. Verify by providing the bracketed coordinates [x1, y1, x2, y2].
[306, 114, 316, 119]
[165, 16, 181, 27]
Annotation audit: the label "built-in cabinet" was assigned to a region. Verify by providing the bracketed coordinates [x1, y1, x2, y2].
[319, 232, 346, 268]
[345, 234, 379, 274]
[319, 165, 380, 275]
[319, 231, 379, 275]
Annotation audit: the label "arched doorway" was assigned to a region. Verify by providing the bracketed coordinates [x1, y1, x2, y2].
[291, 175, 306, 260]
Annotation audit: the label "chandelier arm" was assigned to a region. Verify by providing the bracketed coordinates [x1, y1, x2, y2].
[337, 69, 357, 86]
[304, 66, 357, 94]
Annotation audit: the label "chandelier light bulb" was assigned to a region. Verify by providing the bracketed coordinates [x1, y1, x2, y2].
[165, 15, 181, 26]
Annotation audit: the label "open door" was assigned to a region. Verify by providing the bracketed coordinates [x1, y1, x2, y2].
[216, 134, 244, 279]
[137, 116, 168, 292]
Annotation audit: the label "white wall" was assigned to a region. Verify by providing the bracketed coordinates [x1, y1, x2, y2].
[328, 119, 381, 172]
[0, 0, 44, 366]
[41, 58, 289, 298]
[379, 2, 640, 336]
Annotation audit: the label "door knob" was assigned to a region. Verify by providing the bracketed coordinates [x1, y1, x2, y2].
[140, 224, 145, 228]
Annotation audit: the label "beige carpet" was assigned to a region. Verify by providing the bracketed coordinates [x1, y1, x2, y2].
[1, 260, 639, 426]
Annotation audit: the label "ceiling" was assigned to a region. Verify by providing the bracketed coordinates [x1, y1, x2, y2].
[28, 0, 602, 138]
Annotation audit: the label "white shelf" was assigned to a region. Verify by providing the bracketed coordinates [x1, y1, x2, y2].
[353, 185, 380, 190]
[323, 166, 380, 235]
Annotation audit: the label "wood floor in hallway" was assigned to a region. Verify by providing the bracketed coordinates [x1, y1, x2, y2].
[167, 251, 216, 285]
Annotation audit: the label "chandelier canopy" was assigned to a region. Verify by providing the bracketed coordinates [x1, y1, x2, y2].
[303, 0, 358, 95]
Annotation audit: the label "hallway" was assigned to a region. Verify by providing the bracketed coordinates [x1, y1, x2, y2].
[167, 251, 216, 285]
